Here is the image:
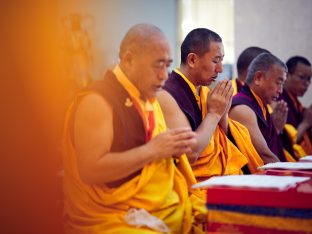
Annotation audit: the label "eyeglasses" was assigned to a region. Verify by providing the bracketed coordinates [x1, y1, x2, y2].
[292, 73, 311, 82]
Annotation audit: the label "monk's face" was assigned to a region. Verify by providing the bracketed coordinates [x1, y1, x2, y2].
[195, 41, 224, 86]
[130, 37, 172, 100]
[260, 64, 286, 104]
[286, 62, 311, 97]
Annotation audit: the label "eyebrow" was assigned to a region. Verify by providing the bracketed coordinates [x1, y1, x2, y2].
[277, 76, 285, 82]
[157, 58, 173, 63]
[214, 54, 224, 59]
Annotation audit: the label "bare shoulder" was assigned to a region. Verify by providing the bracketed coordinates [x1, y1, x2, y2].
[156, 90, 189, 129]
[75, 93, 112, 126]
[74, 92, 113, 160]
[229, 105, 257, 123]
[157, 90, 178, 108]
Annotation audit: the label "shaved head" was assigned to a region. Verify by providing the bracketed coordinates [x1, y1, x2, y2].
[117, 23, 172, 100]
[119, 23, 167, 59]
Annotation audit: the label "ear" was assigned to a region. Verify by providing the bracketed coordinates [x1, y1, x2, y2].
[186, 53, 198, 68]
[254, 71, 264, 86]
[122, 50, 134, 69]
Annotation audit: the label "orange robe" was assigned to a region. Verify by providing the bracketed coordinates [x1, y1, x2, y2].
[62, 66, 195, 233]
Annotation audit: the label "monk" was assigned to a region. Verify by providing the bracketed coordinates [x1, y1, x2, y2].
[279, 56, 312, 155]
[233, 46, 270, 95]
[230, 53, 288, 163]
[157, 28, 263, 182]
[62, 23, 200, 234]
[234, 47, 298, 160]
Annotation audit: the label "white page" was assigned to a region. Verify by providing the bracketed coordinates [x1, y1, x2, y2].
[299, 155, 312, 162]
[192, 175, 310, 191]
[258, 162, 312, 170]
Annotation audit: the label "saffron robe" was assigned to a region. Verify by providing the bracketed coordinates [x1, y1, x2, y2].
[164, 70, 263, 181]
[62, 67, 194, 234]
[232, 85, 287, 162]
[279, 89, 312, 155]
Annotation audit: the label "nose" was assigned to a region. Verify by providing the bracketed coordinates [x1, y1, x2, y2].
[158, 66, 169, 81]
[216, 62, 223, 73]
[277, 84, 283, 95]
[303, 78, 311, 86]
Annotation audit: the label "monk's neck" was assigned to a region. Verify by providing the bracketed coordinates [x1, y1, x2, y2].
[284, 85, 298, 99]
[179, 66, 201, 94]
[249, 85, 268, 106]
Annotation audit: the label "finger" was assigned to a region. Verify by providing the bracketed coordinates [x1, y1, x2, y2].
[173, 131, 196, 140]
[173, 137, 197, 149]
[225, 86, 234, 100]
[218, 80, 229, 95]
[210, 81, 223, 95]
[169, 127, 192, 135]
[223, 80, 233, 97]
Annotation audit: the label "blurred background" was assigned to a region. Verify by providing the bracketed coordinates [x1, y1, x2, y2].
[0, 0, 311, 233]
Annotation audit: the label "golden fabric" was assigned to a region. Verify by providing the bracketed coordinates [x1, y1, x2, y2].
[62, 67, 194, 233]
[286, 91, 312, 154]
[231, 78, 244, 96]
[250, 88, 267, 121]
[232, 79, 238, 95]
[177, 155, 207, 234]
[228, 119, 264, 173]
[284, 124, 307, 159]
[208, 210, 312, 233]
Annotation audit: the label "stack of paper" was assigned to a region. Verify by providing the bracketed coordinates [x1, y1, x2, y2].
[258, 162, 312, 170]
[192, 175, 310, 191]
[299, 155, 312, 162]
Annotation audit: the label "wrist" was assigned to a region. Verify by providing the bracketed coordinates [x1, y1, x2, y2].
[207, 112, 222, 122]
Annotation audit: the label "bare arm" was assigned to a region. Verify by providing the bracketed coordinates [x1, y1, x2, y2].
[74, 93, 196, 185]
[296, 105, 312, 143]
[229, 105, 280, 164]
[157, 90, 220, 163]
[157, 81, 231, 163]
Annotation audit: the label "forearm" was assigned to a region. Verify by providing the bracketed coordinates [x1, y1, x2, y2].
[78, 144, 157, 185]
[260, 151, 280, 164]
[188, 113, 220, 162]
[218, 114, 229, 134]
[255, 145, 280, 164]
[296, 121, 310, 143]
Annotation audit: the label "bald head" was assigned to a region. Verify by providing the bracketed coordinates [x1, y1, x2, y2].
[119, 23, 167, 59]
[117, 24, 172, 100]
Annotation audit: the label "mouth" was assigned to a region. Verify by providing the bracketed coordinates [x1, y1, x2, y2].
[211, 76, 218, 81]
[154, 85, 163, 92]
[206, 76, 217, 85]
[272, 96, 279, 101]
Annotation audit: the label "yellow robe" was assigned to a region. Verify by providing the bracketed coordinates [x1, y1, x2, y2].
[62, 66, 194, 233]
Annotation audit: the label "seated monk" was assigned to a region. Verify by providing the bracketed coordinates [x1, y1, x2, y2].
[233, 46, 270, 95]
[62, 23, 204, 234]
[157, 28, 263, 183]
[278, 56, 312, 156]
[230, 52, 289, 163]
